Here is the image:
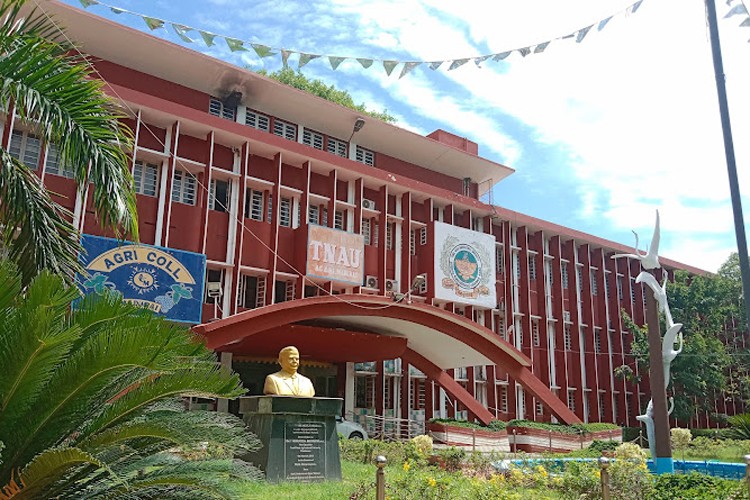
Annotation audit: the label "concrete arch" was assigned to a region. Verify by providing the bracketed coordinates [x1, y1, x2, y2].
[195, 294, 581, 425]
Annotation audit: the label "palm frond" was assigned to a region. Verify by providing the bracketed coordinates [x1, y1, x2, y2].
[0, 150, 81, 285]
[14, 447, 109, 500]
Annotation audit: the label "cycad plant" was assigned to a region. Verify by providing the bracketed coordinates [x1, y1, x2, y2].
[0, 0, 137, 285]
[0, 259, 262, 499]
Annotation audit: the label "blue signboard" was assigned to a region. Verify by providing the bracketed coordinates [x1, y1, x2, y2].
[79, 235, 206, 324]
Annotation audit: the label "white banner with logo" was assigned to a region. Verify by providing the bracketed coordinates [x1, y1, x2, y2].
[433, 221, 496, 309]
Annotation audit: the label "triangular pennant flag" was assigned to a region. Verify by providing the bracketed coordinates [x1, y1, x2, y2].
[328, 56, 346, 70]
[252, 44, 275, 58]
[281, 50, 292, 67]
[79, 0, 98, 7]
[598, 16, 613, 31]
[226, 37, 247, 52]
[628, 0, 644, 14]
[398, 62, 421, 79]
[725, 4, 748, 17]
[298, 53, 320, 68]
[448, 58, 469, 70]
[199, 31, 216, 47]
[473, 55, 492, 67]
[172, 24, 193, 43]
[576, 25, 593, 43]
[143, 16, 165, 31]
[428, 61, 443, 70]
[492, 51, 511, 61]
[534, 41, 550, 53]
[518, 47, 531, 57]
[357, 58, 374, 68]
[110, 7, 125, 14]
[741, 16, 750, 26]
[383, 60, 399, 76]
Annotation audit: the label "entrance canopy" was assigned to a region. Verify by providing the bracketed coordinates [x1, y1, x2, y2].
[194, 294, 581, 425]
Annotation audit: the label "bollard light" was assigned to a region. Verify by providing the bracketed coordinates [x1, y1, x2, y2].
[599, 456, 611, 500]
[375, 455, 387, 500]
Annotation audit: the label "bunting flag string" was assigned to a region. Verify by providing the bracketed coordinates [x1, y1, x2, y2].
[77, 0, 654, 77]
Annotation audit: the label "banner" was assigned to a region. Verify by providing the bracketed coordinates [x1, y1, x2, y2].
[433, 221, 496, 308]
[306, 225, 364, 285]
[79, 235, 206, 323]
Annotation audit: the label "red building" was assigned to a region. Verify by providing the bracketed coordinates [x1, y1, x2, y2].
[6, 1, 724, 430]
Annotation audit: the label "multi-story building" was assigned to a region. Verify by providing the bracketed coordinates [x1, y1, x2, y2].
[6, 1, 724, 429]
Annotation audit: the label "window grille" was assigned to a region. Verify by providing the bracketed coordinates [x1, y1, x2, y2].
[355, 146, 374, 166]
[208, 97, 236, 121]
[302, 129, 324, 150]
[133, 160, 159, 197]
[45, 143, 75, 178]
[171, 169, 196, 205]
[327, 137, 347, 157]
[209, 179, 231, 212]
[309, 205, 319, 225]
[279, 197, 291, 227]
[245, 109, 270, 131]
[246, 189, 264, 220]
[273, 119, 297, 141]
[9, 130, 41, 169]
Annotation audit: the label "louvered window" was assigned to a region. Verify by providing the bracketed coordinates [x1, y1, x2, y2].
[45, 144, 75, 178]
[133, 160, 159, 197]
[171, 169, 196, 205]
[9, 130, 41, 169]
[273, 119, 296, 141]
[245, 189, 264, 220]
[208, 97, 236, 121]
[302, 129, 324, 150]
[355, 146, 374, 166]
[327, 137, 347, 157]
[245, 110, 270, 131]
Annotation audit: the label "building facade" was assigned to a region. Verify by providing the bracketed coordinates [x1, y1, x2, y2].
[5, 1, 730, 430]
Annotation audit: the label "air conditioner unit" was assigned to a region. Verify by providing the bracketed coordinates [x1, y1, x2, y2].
[364, 275, 378, 289]
[206, 281, 223, 298]
[385, 279, 399, 292]
[362, 198, 376, 210]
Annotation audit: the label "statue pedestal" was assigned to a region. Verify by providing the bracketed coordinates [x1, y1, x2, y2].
[239, 396, 343, 483]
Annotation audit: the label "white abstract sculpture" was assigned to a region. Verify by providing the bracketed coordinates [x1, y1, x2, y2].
[612, 210, 661, 270]
[613, 211, 682, 461]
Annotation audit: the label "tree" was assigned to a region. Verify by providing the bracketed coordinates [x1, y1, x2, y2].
[0, 259, 261, 498]
[621, 254, 748, 423]
[259, 67, 396, 123]
[0, 0, 138, 285]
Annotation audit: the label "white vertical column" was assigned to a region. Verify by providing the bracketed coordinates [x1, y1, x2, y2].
[216, 352, 233, 412]
[345, 362, 355, 417]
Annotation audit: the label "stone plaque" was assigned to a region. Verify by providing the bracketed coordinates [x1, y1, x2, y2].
[284, 421, 326, 481]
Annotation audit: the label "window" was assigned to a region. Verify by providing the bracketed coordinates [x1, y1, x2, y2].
[279, 197, 292, 227]
[386, 222, 394, 250]
[598, 392, 606, 419]
[562, 263, 569, 289]
[528, 255, 537, 280]
[536, 401, 544, 416]
[245, 189, 264, 220]
[373, 222, 379, 247]
[9, 130, 41, 169]
[171, 169, 196, 205]
[564, 324, 572, 350]
[630, 278, 637, 305]
[302, 129, 324, 150]
[616, 276, 623, 300]
[577, 267, 583, 291]
[532, 320, 540, 347]
[45, 143, 74, 178]
[500, 386, 509, 413]
[334, 210, 344, 230]
[590, 270, 598, 296]
[274, 280, 290, 303]
[327, 137, 347, 157]
[410, 229, 416, 256]
[273, 119, 296, 141]
[595, 329, 602, 353]
[321, 207, 329, 227]
[267, 193, 273, 222]
[514, 255, 521, 279]
[496, 245, 504, 274]
[133, 160, 159, 197]
[420, 227, 427, 245]
[309, 205, 319, 225]
[208, 97, 236, 121]
[355, 375, 376, 408]
[245, 109, 270, 131]
[237, 275, 263, 309]
[209, 178, 231, 212]
[362, 218, 371, 245]
[355, 146, 375, 166]
[567, 390, 576, 411]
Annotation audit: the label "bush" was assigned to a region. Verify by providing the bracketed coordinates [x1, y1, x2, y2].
[411, 434, 433, 457]
[339, 438, 423, 465]
[507, 419, 619, 435]
[589, 439, 620, 454]
[428, 418, 506, 432]
[690, 427, 735, 440]
[433, 447, 465, 472]
[728, 413, 750, 440]
[650, 472, 749, 500]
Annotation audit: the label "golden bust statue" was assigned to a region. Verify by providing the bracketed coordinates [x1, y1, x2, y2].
[263, 346, 315, 397]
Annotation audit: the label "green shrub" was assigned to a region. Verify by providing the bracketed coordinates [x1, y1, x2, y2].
[650, 472, 749, 500]
[339, 438, 423, 465]
[589, 439, 620, 454]
[507, 419, 619, 435]
[728, 413, 750, 440]
[434, 447, 465, 472]
[690, 427, 735, 440]
[428, 418, 506, 432]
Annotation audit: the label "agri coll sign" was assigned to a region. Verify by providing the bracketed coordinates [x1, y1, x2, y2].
[306, 225, 364, 285]
[433, 221, 496, 308]
[78, 235, 206, 323]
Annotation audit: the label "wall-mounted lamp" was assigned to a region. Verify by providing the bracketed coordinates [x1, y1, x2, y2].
[348, 117, 366, 142]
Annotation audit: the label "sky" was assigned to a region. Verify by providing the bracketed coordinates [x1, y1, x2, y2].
[56, 0, 750, 273]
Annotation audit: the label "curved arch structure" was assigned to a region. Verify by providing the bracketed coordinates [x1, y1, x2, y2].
[194, 294, 581, 425]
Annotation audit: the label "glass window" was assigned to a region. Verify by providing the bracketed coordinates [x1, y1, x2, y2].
[9, 130, 41, 169]
[171, 169, 196, 205]
[133, 160, 159, 197]
[209, 178, 231, 212]
[45, 143, 75, 179]
[245, 109, 270, 131]
[355, 146, 374, 166]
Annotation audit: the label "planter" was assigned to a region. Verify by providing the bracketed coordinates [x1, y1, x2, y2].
[427, 422, 509, 452]
[506, 425, 622, 453]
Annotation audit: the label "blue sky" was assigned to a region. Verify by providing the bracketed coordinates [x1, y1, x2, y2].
[57, 0, 750, 272]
